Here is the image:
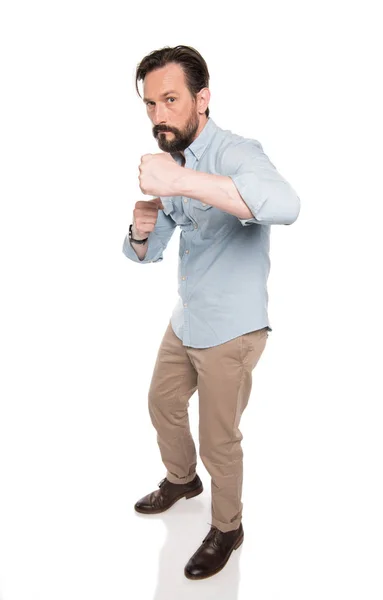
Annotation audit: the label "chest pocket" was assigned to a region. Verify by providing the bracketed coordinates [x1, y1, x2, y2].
[192, 199, 232, 237]
[193, 200, 213, 210]
[192, 199, 214, 222]
[161, 198, 194, 230]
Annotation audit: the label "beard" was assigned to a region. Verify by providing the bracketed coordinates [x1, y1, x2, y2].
[152, 108, 200, 153]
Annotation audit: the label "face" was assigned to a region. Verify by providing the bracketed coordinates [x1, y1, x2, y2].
[143, 62, 210, 154]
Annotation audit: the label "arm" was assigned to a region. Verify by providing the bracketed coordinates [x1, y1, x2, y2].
[173, 140, 301, 226]
[122, 208, 177, 264]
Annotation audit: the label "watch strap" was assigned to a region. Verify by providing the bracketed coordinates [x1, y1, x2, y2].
[129, 223, 148, 244]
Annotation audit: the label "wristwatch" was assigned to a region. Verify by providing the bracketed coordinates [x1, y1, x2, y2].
[129, 223, 148, 244]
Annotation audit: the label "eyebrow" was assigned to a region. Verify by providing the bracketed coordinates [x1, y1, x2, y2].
[143, 90, 179, 103]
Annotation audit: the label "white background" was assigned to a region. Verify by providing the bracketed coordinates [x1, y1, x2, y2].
[1, 1, 382, 599]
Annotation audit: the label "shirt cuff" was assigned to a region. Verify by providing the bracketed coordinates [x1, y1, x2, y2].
[122, 231, 165, 263]
[228, 172, 264, 226]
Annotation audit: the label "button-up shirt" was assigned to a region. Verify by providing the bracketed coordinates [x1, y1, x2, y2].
[122, 117, 300, 348]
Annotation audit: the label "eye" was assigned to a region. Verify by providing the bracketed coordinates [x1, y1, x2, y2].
[167, 97, 176, 103]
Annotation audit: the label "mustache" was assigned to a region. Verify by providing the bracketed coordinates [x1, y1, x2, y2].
[155, 128, 175, 134]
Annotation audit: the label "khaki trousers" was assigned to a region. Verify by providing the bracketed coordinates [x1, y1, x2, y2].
[148, 320, 269, 533]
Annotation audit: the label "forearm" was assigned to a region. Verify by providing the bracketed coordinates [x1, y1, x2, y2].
[122, 211, 176, 265]
[173, 167, 300, 226]
[130, 238, 149, 260]
[173, 169, 252, 219]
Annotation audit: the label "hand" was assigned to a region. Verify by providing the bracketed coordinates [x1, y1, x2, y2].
[138, 152, 183, 196]
[132, 197, 164, 237]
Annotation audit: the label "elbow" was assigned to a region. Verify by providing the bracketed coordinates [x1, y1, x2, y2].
[253, 188, 301, 225]
[283, 191, 300, 225]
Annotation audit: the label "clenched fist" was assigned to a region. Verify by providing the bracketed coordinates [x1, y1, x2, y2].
[132, 197, 164, 239]
[138, 152, 182, 196]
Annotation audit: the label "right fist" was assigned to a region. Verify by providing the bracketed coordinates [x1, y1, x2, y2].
[132, 197, 164, 238]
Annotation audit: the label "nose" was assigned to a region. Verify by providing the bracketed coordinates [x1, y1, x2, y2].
[152, 103, 167, 126]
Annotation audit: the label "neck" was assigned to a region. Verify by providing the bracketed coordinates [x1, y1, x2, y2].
[180, 116, 208, 159]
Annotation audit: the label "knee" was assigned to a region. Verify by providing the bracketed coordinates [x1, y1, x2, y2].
[199, 431, 243, 465]
[148, 390, 170, 424]
[148, 390, 160, 420]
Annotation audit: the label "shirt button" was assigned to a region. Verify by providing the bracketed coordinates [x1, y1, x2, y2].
[202, 203, 206, 206]
[185, 250, 190, 254]
[184, 198, 188, 203]
[184, 303, 188, 307]
[194, 224, 198, 229]
[182, 276, 186, 280]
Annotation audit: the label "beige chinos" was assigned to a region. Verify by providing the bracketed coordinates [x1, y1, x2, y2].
[148, 320, 269, 533]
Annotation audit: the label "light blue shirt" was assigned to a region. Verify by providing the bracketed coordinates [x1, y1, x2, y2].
[122, 117, 300, 348]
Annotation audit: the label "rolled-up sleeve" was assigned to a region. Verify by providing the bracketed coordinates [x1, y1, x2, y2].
[122, 208, 177, 264]
[221, 140, 301, 226]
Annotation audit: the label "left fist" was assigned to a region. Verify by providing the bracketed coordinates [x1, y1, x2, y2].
[138, 152, 182, 197]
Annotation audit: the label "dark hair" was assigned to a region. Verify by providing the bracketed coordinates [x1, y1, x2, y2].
[135, 45, 210, 117]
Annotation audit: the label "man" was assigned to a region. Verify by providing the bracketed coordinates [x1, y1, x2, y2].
[122, 45, 300, 580]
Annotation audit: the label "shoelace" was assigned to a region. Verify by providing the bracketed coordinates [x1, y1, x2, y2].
[202, 524, 222, 545]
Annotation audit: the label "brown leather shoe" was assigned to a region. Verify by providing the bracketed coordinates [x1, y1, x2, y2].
[134, 474, 203, 514]
[184, 523, 244, 580]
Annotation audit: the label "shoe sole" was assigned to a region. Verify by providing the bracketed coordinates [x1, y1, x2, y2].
[134, 484, 203, 514]
[184, 532, 244, 580]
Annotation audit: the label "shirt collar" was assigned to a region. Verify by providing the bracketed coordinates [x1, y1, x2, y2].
[171, 117, 218, 163]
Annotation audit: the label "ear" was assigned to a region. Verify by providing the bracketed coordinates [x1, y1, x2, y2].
[197, 87, 211, 115]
